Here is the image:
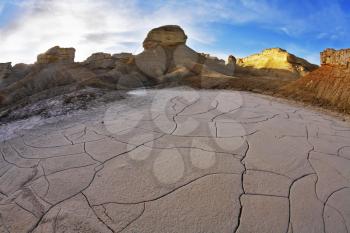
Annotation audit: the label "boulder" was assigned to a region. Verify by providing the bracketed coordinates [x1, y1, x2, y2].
[226, 55, 236, 74]
[136, 25, 236, 81]
[135, 46, 168, 81]
[143, 25, 187, 50]
[113, 53, 134, 63]
[0, 62, 12, 81]
[36, 46, 75, 64]
[83, 52, 115, 69]
[237, 48, 318, 79]
[0, 63, 32, 89]
[203, 55, 235, 76]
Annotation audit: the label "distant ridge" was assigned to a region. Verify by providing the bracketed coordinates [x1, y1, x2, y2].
[236, 48, 318, 79]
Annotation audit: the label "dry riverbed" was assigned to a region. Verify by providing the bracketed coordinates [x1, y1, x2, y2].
[0, 88, 350, 233]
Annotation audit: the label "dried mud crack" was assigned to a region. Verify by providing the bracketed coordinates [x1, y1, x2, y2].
[0, 88, 349, 233]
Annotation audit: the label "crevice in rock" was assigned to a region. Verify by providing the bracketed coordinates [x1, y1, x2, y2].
[81, 192, 115, 233]
[233, 140, 249, 233]
[116, 203, 146, 233]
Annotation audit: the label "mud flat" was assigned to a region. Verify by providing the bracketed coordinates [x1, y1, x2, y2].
[0, 88, 349, 233]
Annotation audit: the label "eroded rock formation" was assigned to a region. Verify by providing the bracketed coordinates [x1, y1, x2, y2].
[136, 25, 235, 81]
[280, 48, 350, 113]
[83, 52, 115, 69]
[0, 62, 12, 81]
[143, 25, 187, 49]
[36, 46, 76, 64]
[237, 48, 318, 79]
[321, 48, 350, 66]
[0, 25, 322, 116]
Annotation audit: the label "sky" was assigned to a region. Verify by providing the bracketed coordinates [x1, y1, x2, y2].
[0, 0, 349, 65]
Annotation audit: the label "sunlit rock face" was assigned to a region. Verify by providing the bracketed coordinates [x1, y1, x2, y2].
[281, 48, 350, 113]
[237, 48, 318, 79]
[36, 46, 75, 64]
[321, 48, 350, 66]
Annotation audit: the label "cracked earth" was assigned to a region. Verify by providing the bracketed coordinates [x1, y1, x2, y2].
[0, 88, 350, 233]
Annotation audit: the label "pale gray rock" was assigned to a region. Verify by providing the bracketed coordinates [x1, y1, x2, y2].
[0, 62, 12, 82]
[83, 52, 115, 69]
[135, 46, 167, 81]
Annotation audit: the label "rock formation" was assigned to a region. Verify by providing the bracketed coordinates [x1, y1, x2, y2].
[83, 52, 116, 69]
[0, 45, 149, 108]
[321, 48, 350, 66]
[135, 25, 235, 81]
[0, 25, 322, 116]
[0, 62, 12, 81]
[143, 25, 187, 49]
[0, 63, 32, 89]
[280, 48, 350, 113]
[236, 48, 318, 79]
[36, 46, 76, 64]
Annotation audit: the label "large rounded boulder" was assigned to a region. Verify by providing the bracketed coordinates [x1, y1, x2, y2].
[143, 25, 187, 50]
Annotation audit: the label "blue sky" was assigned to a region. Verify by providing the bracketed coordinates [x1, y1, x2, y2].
[0, 0, 349, 64]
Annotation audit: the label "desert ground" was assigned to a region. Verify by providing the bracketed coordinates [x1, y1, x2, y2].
[1, 88, 349, 233]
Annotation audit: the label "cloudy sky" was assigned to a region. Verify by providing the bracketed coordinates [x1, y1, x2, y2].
[0, 0, 349, 64]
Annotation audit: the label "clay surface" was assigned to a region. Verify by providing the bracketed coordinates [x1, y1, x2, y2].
[0, 88, 349, 233]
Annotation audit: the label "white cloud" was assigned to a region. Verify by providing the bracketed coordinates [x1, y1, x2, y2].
[0, 0, 220, 64]
[0, 0, 347, 64]
[0, 0, 298, 64]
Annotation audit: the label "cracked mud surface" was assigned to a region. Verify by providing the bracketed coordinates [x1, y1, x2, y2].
[0, 88, 350, 233]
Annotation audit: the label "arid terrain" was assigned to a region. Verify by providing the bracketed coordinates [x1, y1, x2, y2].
[0, 25, 350, 233]
[1, 88, 350, 233]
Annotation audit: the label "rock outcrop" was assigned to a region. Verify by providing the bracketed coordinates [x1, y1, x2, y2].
[136, 25, 235, 81]
[0, 25, 237, 109]
[143, 25, 187, 49]
[37, 46, 75, 64]
[280, 48, 350, 113]
[83, 52, 115, 69]
[321, 48, 350, 66]
[113, 53, 133, 63]
[237, 48, 318, 79]
[0, 63, 35, 90]
[0, 62, 12, 81]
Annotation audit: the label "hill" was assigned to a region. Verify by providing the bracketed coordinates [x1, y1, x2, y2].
[236, 48, 318, 79]
[280, 49, 350, 113]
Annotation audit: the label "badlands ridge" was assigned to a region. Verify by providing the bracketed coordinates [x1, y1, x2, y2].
[0, 25, 349, 120]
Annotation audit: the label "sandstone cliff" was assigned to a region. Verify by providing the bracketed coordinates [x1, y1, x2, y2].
[237, 48, 318, 79]
[280, 48, 350, 113]
[321, 48, 350, 66]
[36, 46, 76, 64]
